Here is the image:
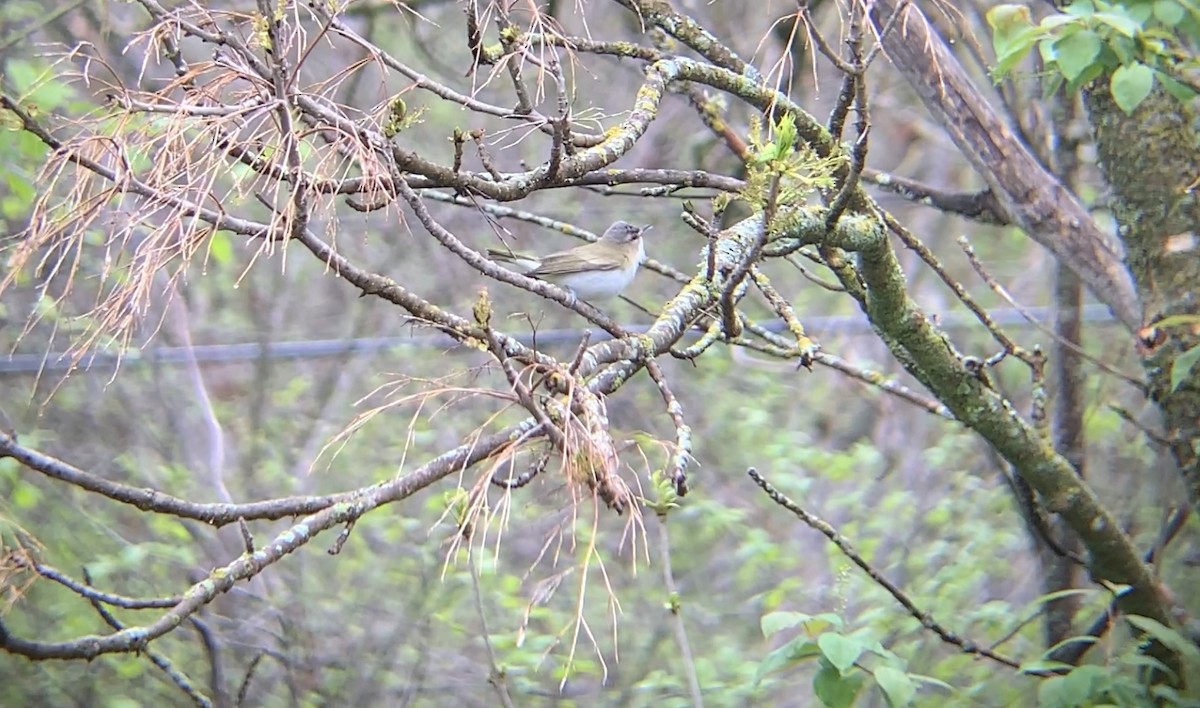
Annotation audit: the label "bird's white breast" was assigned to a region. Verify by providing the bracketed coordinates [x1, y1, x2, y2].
[556, 238, 643, 300]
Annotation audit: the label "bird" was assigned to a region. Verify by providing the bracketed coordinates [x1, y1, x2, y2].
[486, 221, 649, 303]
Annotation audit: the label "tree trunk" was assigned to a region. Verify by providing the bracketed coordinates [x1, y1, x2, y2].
[1086, 85, 1200, 515]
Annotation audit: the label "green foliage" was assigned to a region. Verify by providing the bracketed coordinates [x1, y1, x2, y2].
[758, 604, 1200, 707]
[718, 113, 841, 223]
[987, 0, 1200, 112]
[642, 468, 682, 517]
[757, 612, 945, 707]
[1172, 344, 1200, 391]
[0, 58, 76, 226]
[381, 96, 428, 138]
[1022, 615, 1200, 707]
[3, 58, 76, 114]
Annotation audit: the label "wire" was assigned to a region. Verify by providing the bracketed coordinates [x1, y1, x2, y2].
[0, 305, 1119, 375]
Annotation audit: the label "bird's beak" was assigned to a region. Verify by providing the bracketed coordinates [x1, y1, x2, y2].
[640, 224, 653, 234]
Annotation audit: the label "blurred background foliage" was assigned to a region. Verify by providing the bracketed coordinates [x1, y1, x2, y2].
[0, 0, 1196, 706]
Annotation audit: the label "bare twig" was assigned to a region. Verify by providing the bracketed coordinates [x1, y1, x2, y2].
[747, 467, 1022, 670]
[644, 359, 690, 495]
[82, 570, 212, 707]
[958, 235, 1145, 390]
[653, 517, 704, 707]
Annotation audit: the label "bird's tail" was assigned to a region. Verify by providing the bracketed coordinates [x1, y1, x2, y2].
[486, 248, 540, 273]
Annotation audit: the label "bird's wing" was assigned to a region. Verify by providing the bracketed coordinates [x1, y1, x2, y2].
[531, 243, 625, 276]
[486, 247, 527, 262]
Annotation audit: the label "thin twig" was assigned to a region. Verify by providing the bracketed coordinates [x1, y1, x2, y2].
[82, 570, 212, 707]
[958, 234, 1145, 390]
[654, 517, 704, 707]
[644, 359, 691, 495]
[747, 467, 1022, 670]
[469, 546, 517, 708]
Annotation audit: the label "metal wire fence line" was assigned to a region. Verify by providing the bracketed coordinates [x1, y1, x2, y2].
[0, 305, 1118, 375]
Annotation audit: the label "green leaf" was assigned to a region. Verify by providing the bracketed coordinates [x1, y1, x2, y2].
[1040, 15, 1081, 31]
[993, 33, 1042, 77]
[762, 611, 809, 638]
[1121, 652, 1175, 678]
[814, 660, 864, 708]
[755, 643, 797, 685]
[987, 4, 1035, 48]
[1070, 60, 1107, 92]
[1158, 71, 1198, 102]
[818, 633, 864, 673]
[807, 613, 845, 633]
[792, 639, 823, 660]
[874, 666, 916, 707]
[751, 142, 783, 166]
[1030, 587, 1096, 606]
[1154, 0, 1186, 26]
[1038, 674, 1088, 708]
[754, 638, 821, 685]
[1150, 684, 1200, 706]
[1126, 615, 1200, 660]
[1060, 665, 1107, 699]
[988, 5, 1042, 75]
[4, 170, 35, 204]
[1171, 345, 1200, 391]
[789, 639, 823, 661]
[1106, 33, 1139, 65]
[1094, 11, 1143, 37]
[1119, 2, 1154, 25]
[774, 113, 798, 153]
[4, 59, 74, 112]
[1042, 635, 1098, 657]
[907, 673, 955, 692]
[1063, 0, 1095, 18]
[1150, 313, 1200, 329]
[1100, 580, 1133, 597]
[1053, 29, 1103, 80]
[1110, 63, 1155, 113]
[1042, 72, 1066, 100]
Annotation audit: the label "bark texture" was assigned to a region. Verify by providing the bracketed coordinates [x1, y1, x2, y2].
[1087, 85, 1200, 514]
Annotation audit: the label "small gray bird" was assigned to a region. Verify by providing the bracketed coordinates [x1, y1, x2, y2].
[487, 221, 648, 301]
